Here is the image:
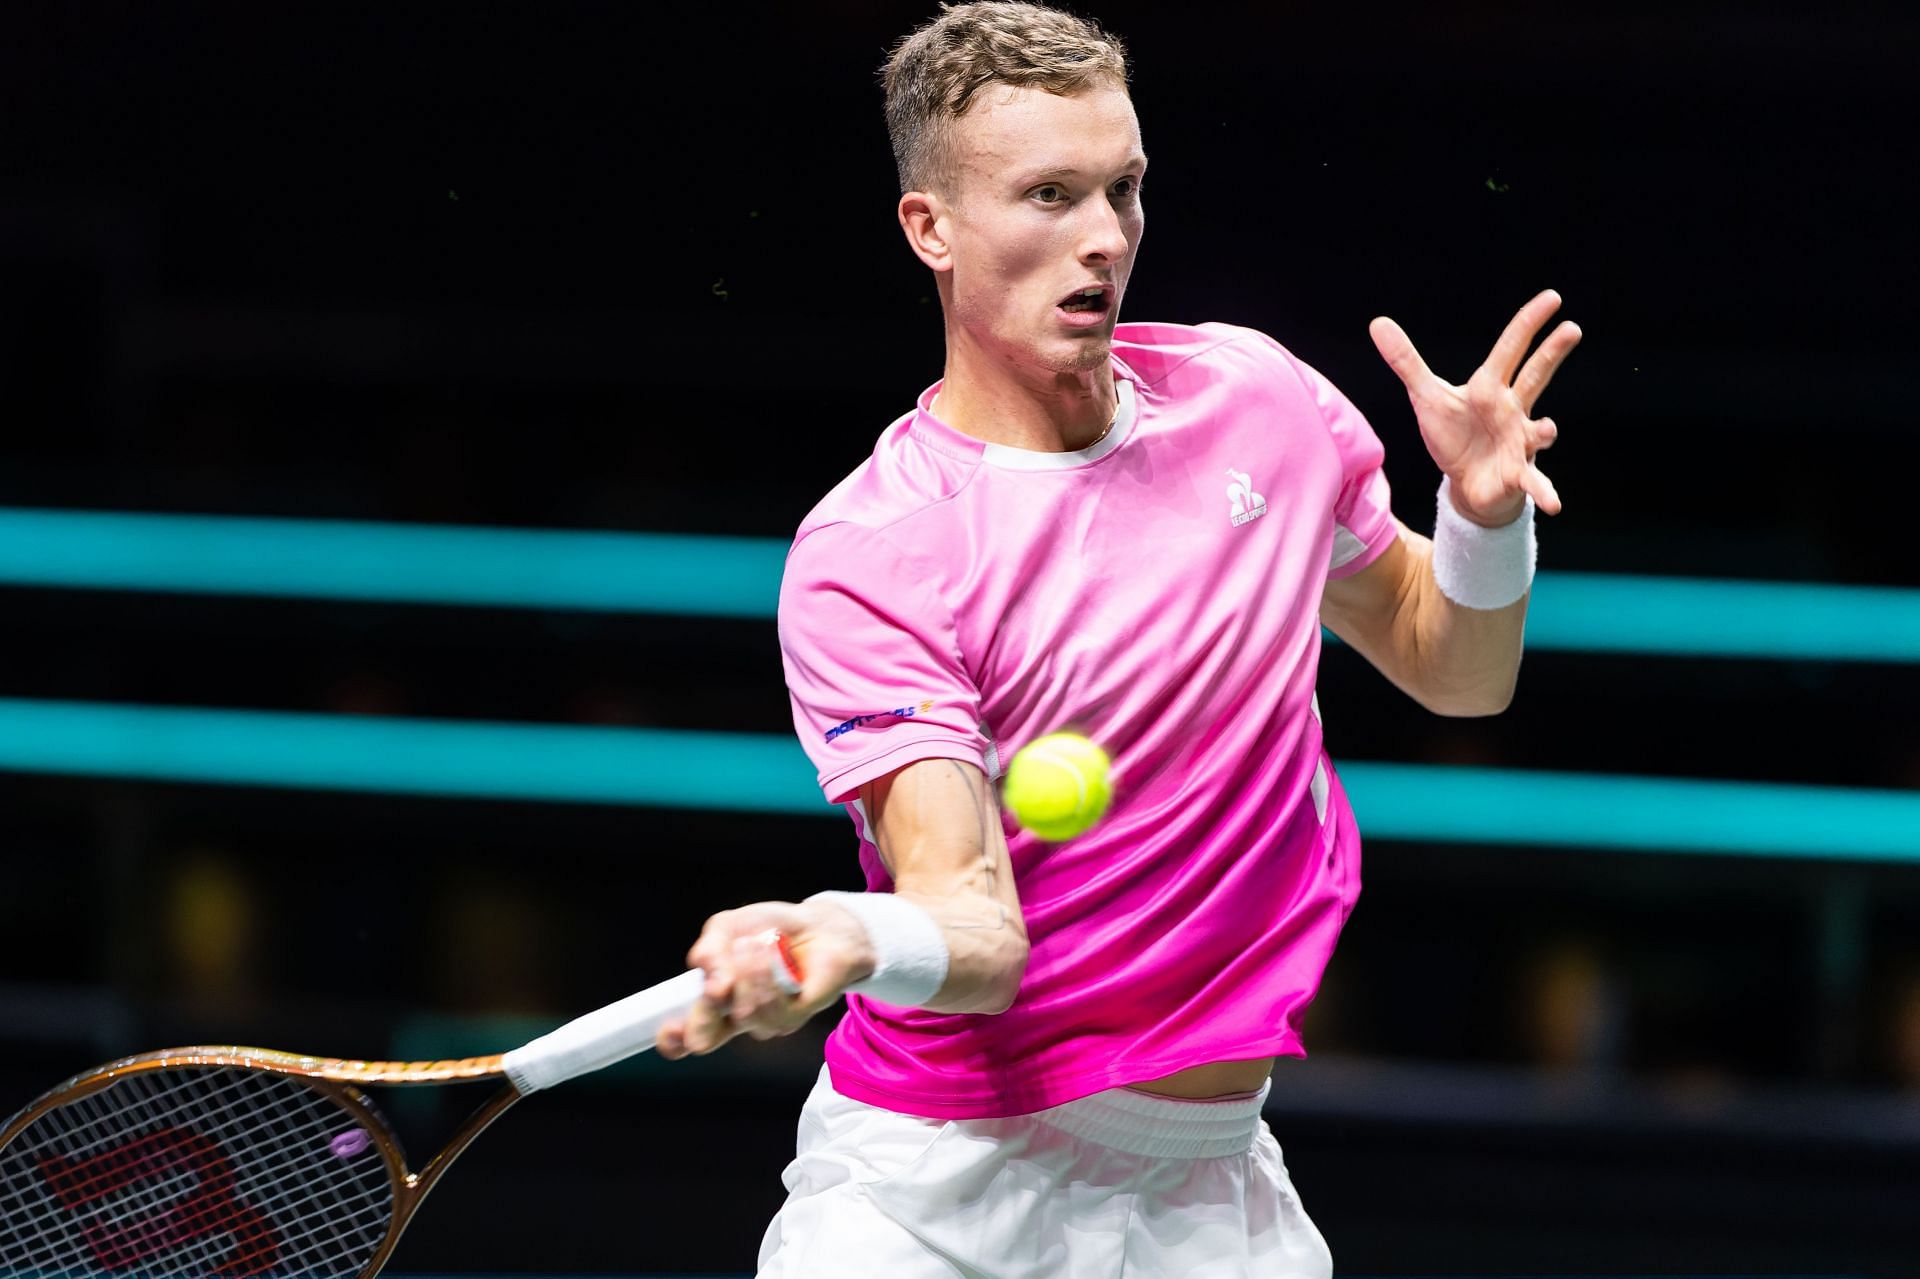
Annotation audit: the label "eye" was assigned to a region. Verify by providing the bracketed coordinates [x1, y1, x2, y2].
[1112, 176, 1141, 200]
[1030, 184, 1068, 205]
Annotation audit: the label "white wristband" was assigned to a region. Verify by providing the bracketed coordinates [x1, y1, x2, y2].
[808, 890, 949, 1008]
[1431, 476, 1536, 609]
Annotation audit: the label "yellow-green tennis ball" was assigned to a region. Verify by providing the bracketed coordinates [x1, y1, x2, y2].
[1004, 732, 1112, 842]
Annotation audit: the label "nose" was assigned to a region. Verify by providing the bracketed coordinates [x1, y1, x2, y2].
[1076, 194, 1131, 266]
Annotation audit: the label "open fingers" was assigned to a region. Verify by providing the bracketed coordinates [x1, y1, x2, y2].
[1368, 315, 1436, 394]
[1486, 289, 1562, 387]
[1513, 320, 1582, 413]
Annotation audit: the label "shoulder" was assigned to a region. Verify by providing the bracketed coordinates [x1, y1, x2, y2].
[1113, 316, 1336, 412]
[793, 410, 983, 553]
[1113, 320, 1319, 398]
[784, 414, 980, 621]
[780, 510, 962, 653]
[1118, 320, 1348, 427]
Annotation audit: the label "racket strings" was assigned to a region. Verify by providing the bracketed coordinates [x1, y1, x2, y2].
[3, 1068, 392, 1276]
[108, 1069, 394, 1271]
[1, 1067, 396, 1279]
[9, 1067, 387, 1267]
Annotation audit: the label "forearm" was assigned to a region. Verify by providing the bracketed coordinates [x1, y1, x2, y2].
[875, 886, 1028, 1015]
[1322, 509, 1533, 717]
[1390, 526, 1528, 716]
[662, 758, 1029, 1060]
[855, 758, 1030, 1014]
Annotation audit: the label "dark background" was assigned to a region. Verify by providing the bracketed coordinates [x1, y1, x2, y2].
[3, 1, 1918, 1274]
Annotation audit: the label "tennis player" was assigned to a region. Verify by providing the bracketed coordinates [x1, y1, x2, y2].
[657, 4, 1578, 1274]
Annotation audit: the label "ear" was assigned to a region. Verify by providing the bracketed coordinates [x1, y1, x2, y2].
[898, 190, 952, 272]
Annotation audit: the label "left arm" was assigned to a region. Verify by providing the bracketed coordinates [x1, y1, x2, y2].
[1321, 521, 1526, 716]
[1320, 289, 1581, 716]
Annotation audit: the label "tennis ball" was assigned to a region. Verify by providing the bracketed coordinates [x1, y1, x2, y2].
[1003, 732, 1112, 842]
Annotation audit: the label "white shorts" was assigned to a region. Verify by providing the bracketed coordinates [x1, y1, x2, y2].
[757, 1067, 1333, 1279]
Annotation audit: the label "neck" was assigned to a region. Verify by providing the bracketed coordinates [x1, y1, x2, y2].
[932, 326, 1118, 452]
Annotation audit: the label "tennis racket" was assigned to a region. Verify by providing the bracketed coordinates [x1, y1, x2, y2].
[0, 937, 801, 1279]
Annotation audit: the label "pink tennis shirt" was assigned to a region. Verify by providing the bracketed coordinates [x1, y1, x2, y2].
[778, 321, 1397, 1119]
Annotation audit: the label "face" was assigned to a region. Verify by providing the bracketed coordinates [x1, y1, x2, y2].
[919, 83, 1147, 378]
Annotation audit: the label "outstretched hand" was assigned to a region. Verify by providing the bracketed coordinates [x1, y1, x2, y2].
[1370, 289, 1580, 527]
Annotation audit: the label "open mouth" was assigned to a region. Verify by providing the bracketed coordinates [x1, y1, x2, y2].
[1058, 286, 1111, 315]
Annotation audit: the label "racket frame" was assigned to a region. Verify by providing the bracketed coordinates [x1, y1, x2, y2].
[4, 965, 716, 1276]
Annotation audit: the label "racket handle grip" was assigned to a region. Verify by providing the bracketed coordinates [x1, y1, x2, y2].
[502, 968, 706, 1095]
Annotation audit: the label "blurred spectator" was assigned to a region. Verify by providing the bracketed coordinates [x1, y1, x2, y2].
[1884, 961, 1920, 1090]
[567, 680, 655, 727]
[430, 873, 555, 1016]
[1519, 936, 1625, 1074]
[162, 848, 261, 1016]
[1295, 957, 1365, 1055]
[324, 669, 408, 716]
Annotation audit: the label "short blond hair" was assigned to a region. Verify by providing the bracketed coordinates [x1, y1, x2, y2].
[881, 2, 1130, 195]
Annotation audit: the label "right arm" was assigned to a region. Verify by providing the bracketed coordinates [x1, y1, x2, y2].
[656, 757, 1028, 1058]
[855, 757, 1029, 1014]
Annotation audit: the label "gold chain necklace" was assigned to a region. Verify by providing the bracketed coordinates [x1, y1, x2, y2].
[1086, 394, 1121, 448]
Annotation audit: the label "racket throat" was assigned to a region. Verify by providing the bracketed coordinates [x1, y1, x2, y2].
[405, 1085, 521, 1205]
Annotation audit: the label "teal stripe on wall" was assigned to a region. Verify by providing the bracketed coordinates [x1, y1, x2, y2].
[0, 700, 1913, 861]
[0, 698, 830, 814]
[0, 507, 787, 618]
[1527, 572, 1920, 662]
[2, 507, 1915, 662]
[1340, 762, 1920, 861]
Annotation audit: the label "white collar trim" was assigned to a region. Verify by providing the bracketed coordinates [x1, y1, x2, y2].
[980, 377, 1137, 472]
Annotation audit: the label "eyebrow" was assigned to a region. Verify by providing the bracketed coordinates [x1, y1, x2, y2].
[1016, 156, 1149, 186]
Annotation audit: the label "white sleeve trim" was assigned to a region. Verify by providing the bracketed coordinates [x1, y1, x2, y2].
[1330, 522, 1370, 571]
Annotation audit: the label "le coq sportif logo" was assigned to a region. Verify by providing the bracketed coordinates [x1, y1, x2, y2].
[1227, 467, 1268, 526]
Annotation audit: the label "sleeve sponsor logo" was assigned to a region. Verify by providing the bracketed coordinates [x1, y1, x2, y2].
[824, 699, 936, 744]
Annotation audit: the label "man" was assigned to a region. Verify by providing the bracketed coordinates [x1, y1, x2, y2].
[657, 3, 1578, 1274]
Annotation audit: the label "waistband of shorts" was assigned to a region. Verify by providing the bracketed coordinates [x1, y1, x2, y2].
[1031, 1079, 1270, 1159]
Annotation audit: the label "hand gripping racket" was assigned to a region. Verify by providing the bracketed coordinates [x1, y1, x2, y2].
[0, 938, 801, 1279]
